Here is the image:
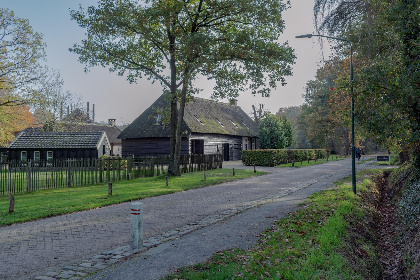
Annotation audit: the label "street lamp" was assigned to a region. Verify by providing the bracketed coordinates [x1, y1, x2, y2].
[296, 33, 356, 194]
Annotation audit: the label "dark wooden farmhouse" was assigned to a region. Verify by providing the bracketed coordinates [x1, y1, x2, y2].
[119, 94, 259, 161]
[7, 131, 111, 161]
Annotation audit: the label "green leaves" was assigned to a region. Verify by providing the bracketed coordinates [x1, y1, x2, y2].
[258, 114, 293, 149]
[70, 0, 295, 98]
[0, 8, 46, 102]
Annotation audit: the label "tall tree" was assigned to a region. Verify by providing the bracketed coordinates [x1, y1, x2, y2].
[0, 8, 46, 106]
[315, 0, 420, 164]
[258, 114, 293, 149]
[70, 0, 295, 175]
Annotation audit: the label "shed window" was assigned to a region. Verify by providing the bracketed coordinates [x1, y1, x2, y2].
[34, 151, 40, 161]
[47, 151, 53, 161]
[21, 151, 27, 162]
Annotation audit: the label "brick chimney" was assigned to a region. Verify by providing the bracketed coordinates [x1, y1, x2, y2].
[108, 119, 116, 126]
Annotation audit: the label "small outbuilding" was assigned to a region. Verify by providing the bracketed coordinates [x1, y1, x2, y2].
[7, 131, 111, 161]
[119, 94, 259, 161]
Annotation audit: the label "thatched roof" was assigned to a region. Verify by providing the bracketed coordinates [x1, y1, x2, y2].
[119, 94, 258, 139]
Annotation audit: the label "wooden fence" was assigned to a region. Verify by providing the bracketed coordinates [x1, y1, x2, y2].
[0, 154, 223, 195]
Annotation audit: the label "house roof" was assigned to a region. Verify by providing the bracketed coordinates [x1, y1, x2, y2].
[119, 94, 258, 139]
[61, 123, 121, 144]
[8, 131, 108, 150]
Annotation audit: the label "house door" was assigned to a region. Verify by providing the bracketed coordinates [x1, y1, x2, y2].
[223, 143, 230, 161]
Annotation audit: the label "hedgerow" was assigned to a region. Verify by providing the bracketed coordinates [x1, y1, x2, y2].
[241, 149, 329, 166]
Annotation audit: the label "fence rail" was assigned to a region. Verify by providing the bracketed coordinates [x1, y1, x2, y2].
[0, 154, 223, 195]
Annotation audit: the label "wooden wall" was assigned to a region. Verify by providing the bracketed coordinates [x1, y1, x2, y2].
[190, 133, 244, 161]
[121, 134, 258, 161]
[121, 137, 189, 157]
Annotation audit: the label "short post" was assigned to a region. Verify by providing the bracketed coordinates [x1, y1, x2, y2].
[232, 168, 235, 176]
[9, 194, 14, 213]
[130, 202, 143, 249]
[203, 171, 206, 181]
[108, 182, 112, 196]
[165, 176, 168, 187]
[27, 160, 31, 193]
[253, 165, 256, 173]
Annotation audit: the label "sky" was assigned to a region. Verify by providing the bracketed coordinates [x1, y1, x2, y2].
[1, 0, 330, 125]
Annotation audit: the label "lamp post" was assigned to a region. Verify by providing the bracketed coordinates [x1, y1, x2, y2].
[296, 33, 356, 194]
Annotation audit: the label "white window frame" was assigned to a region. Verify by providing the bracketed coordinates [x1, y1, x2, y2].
[34, 151, 41, 161]
[47, 151, 53, 161]
[21, 151, 27, 162]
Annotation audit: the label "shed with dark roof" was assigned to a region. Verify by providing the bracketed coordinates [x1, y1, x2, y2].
[7, 131, 111, 161]
[61, 121, 122, 156]
[119, 94, 258, 161]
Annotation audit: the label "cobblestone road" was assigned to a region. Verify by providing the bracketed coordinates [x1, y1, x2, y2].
[0, 158, 385, 279]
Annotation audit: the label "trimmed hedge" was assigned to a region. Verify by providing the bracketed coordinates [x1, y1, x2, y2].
[241, 149, 330, 167]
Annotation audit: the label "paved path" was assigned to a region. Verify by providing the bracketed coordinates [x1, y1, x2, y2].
[0, 157, 383, 279]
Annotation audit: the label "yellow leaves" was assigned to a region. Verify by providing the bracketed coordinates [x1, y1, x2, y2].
[0, 99, 35, 146]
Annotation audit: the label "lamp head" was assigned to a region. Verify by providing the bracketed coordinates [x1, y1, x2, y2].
[295, 34, 313, 39]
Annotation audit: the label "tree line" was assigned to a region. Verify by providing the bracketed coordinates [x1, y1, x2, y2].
[3, 0, 419, 171]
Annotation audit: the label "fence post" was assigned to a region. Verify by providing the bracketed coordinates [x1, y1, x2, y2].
[130, 202, 143, 249]
[68, 159, 72, 187]
[254, 165, 256, 173]
[27, 160, 31, 193]
[9, 193, 14, 213]
[108, 182, 112, 196]
[99, 159, 103, 183]
[233, 168, 235, 176]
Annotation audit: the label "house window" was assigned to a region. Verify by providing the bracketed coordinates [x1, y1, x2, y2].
[21, 151, 27, 162]
[191, 139, 204, 155]
[34, 151, 40, 161]
[230, 120, 239, 128]
[215, 118, 224, 127]
[154, 115, 162, 125]
[47, 151, 53, 161]
[241, 120, 249, 129]
[194, 115, 205, 125]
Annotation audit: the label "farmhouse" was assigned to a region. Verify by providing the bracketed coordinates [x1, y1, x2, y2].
[7, 131, 111, 161]
[118, 94, 258, 161]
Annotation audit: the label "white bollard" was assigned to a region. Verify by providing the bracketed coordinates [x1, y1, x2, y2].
[130, 202, 143, 249]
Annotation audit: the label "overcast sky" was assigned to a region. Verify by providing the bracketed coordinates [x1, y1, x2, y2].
[2, 0, 329, 125]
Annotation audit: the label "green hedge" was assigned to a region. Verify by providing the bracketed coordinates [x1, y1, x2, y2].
[241, 149, 330, 167]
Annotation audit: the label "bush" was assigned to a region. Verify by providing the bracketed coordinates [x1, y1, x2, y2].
[241, 149, 329, 166]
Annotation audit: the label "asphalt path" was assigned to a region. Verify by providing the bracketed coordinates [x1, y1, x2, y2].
[0, 157, 380, 279]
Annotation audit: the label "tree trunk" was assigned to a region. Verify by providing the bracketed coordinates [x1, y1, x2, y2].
[167, 31, 179, 176]
[173, 83, 188, 176]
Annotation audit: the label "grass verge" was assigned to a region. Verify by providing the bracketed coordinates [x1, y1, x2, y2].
[0, 169, 265, 226]
[164, 169, 383, 280]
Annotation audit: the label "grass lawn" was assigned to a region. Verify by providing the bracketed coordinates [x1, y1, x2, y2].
[164, 169, 383, 280]
[276, 156, 345, 168]
[0, 168, 266, 226]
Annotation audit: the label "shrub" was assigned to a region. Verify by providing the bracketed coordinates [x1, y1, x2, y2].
[241, 149, 329, 166]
